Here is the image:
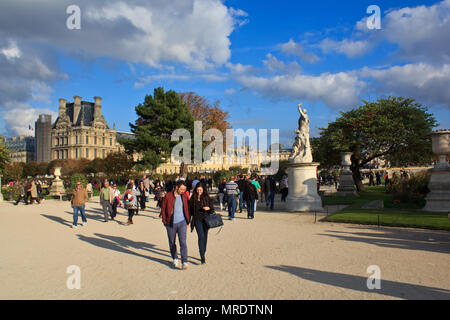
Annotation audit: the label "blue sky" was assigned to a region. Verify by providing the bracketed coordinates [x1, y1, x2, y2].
[0, 0, 449, 147]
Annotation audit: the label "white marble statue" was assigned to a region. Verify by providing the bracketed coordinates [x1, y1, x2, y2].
[290, 103, 313, 163]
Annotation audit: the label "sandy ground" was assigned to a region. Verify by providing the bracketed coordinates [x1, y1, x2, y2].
[0, 197, 449, 300]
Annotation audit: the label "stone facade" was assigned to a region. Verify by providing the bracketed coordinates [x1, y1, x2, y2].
[3, 136, 35, 163]
[51, 97, 119, 161]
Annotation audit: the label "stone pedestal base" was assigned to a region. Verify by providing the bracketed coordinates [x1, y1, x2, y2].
[423, 167, 450, 213]
[337, 171, 359, 197]
[286, 162, 323, 212]
[50, 180, 66, 198]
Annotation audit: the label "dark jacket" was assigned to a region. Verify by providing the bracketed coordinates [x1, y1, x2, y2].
[236, 179, 247, 193]
[161, 191, 190, 227]
[189, 195, 215, 232]
[242, 181, 258, 201]
[264, 177, 277, 194]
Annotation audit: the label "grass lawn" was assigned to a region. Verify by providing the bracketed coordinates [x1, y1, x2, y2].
[323, 186, 450, 231]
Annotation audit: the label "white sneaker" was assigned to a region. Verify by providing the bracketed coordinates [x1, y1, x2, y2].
[72, 225, 78, 229]
[81, 222, 87, 227]
[182, 263, 189, 270]
[173, 259, 180, 268]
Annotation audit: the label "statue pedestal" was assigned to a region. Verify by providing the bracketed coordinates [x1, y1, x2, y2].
[423, 166, 450, 213]
[286, 162, 323, 212]
[49, 167, 65, 199]
[337, 171, 359, 197]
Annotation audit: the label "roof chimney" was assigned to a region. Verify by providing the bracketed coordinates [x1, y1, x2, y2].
[73, 96, 82, 124]
[94, 96, 102, 118]
[58, 99, 67, 116]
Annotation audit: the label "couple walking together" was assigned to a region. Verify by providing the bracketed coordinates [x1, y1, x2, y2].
[161, 180, 214, 269]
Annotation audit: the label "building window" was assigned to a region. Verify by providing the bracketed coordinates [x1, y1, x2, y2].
[75, 149, 78, 159]
[75, 136, 78, 145]
[110, 138, 112, 146]
[94, 149, 97, 158]
[86, 148, 89, 158]
[94, 136, 97, 145]
[86, 136, 89, 144]
[102, 149, 105, 158]
[102, 137, 105, 145]
[65, 149, 68, 159]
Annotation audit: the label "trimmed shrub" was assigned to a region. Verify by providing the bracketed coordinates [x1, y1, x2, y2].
[70, 173, 87, 191]
[387, 171, 430, 204]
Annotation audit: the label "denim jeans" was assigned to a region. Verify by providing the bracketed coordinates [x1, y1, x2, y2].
[238, 192, 246, 211]
[166, 221, 188, 264]
[246, 199, 255, 218]
[73, 205, 87, 226]
[227, 194, 237, 218]
[194, 219, 209, 258]
[266, 192, 275, 209]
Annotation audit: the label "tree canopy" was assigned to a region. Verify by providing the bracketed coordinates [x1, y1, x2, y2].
[313, 97, 438, 190]
[0, 135, 10, 175]
[120, 87, 195, 173]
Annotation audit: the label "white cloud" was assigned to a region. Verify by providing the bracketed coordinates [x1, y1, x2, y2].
[360, 63, 450, 106]
[0, 40, 21, 61]
[280, 39, 320, 63]
[262, 54, 302, 75]
[134, 72, 227, 88]
[0, 103, 58, 136]
[225, 88, 236, 95]
[381, 0, 450, 63]
[317, 38, 372, 58]
[235, 71, 365, 108]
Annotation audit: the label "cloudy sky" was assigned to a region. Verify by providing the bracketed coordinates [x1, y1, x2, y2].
[0, 0, 449, 146]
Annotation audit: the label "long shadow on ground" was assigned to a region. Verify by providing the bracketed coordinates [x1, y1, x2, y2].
[76, 233, 200, 269]
[319, 226, 450, 255]
[266, 265, 450, 300]
[41, 214, 72, 227]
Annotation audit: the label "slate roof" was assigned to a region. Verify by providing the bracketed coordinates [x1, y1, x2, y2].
[52, 101, 110, 129]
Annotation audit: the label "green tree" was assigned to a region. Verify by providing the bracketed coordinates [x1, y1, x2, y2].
[0, 136, 10, 175]
[120, 87, 195, 176]
[102, 152, 133, 182]
[314, 97, 437, 191]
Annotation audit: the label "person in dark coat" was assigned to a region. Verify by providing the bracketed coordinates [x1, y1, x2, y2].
[189, 183, 214, 265]
[264, 176, 277, 210]
[242, 178, 258, 219]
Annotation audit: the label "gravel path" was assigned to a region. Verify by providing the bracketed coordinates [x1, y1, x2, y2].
[0, 198, 449, 300]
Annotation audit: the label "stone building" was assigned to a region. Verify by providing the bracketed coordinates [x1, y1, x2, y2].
[3, 136, 35, 163]
[35, 114, 52, 163]
[51, 96, 117, 160]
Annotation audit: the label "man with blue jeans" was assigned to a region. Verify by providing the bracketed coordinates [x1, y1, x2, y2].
[161, 181, 191, 270]
[264, 176, 277, 210]
[236, 175, 247, 213]
[70, 182, 89, 229]
[225, 178, 240, 220]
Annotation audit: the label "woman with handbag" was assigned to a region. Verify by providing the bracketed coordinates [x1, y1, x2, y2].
[123, 183, 140, 225]
[189, 183, 214, 265]
[137, 180, 148, 212]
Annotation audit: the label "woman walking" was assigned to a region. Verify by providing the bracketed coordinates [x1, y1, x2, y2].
[111, 184, 121, 220]
[137, 180, 148, 212]
[123, 183, 140, 225]
[189, 183, 214, 265]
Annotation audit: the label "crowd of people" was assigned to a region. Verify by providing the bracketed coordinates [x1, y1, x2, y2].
[65, 173, 288, 270]
[12, 179, 46, 205]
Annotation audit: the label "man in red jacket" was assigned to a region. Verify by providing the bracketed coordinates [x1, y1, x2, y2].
[161, 180, 190, 270]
